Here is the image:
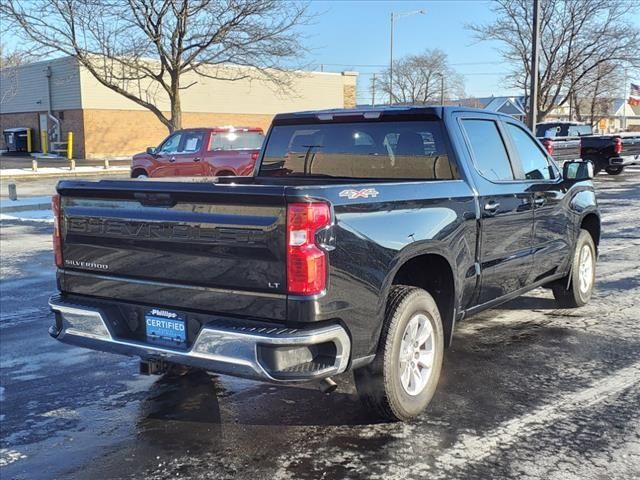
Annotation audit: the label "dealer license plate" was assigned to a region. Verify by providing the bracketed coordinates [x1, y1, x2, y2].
[145, 308, 186, 348]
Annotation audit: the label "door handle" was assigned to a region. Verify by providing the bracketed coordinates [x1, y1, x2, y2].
[193, 157, 202, 162]
[169, 156, 176, 162]
[484, 200, 500, 213]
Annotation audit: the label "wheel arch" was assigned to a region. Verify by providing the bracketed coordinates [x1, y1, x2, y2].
[387, 252, 457, 348]
[580, 212, 600, 253]
[131, 168, 148, 178]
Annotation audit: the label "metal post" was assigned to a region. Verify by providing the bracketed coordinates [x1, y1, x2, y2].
[8, 183, 17, 201]
[389, 12, 394, 105]
[527, 0, 540, 131]
[40, 130, 47, 154]
[26, 128, 32, 153]
[67, 131, 73, 160]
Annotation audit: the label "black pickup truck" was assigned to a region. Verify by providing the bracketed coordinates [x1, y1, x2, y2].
[49, 107, 600, 421]
[537, 121, 640, 175]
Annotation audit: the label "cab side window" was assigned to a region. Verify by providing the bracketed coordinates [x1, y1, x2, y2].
[158, 133, 182, 154]
[461, 119, 514, 181]
[506, 123, 553, 180]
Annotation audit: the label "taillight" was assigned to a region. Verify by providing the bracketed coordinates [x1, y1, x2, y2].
[52, 194, 63, 268]
[614, 137, 622, 155]
[251, 151, 259, 162]
[286, 202, 331, 295]
[543, 139, 554, 155]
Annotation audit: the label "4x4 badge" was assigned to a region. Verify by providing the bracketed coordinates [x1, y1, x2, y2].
[339, 188, 379, 200]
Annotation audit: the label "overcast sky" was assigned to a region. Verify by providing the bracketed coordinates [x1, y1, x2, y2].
[304, 0, 640, 104]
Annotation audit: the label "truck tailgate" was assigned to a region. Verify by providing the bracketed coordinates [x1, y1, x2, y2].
[57, 180, 288, 320]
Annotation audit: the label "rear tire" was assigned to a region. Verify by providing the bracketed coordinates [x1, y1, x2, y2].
[354, 285, 444, 422]
[605, 166, 624, 175]
[552, 229, 596, 308]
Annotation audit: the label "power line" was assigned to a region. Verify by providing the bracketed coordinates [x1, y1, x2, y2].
[317, 61, 504, 69]
[355, 71, 510, 76]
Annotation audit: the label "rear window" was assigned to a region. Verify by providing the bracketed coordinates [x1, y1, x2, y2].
[536, 124, 592, 138]
[209, 131, 264, 151]
[258, 121, 457, 180]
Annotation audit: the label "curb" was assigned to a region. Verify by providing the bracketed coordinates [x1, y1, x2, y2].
[0, 168, 130, 180]
[1, 203, 51, 213]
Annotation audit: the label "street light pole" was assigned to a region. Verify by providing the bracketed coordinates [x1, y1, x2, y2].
[527, 0, 540, 131]
[389, 9, 426, 105]
[389, 12, 394, 104]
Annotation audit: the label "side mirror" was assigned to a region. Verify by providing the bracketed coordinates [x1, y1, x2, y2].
[563, 160, 594, 181]
[146, 146, 156, 155]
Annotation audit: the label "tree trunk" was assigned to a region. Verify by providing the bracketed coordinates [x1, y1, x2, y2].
[573, 92, 583, 122]
[169, 75, 183, 133]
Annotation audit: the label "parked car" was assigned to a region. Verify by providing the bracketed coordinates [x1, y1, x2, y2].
[49, 106, 599, 422]
[537, 121, 640, 175]
[131, 126, 264, 178]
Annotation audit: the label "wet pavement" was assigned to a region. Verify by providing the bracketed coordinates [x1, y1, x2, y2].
[1, 168, 639, 480]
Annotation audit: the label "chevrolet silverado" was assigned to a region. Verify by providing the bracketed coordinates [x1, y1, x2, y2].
[49, 106, 600, 421]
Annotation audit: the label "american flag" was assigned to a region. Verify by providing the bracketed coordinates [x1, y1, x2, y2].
[629, 83, 640, 106]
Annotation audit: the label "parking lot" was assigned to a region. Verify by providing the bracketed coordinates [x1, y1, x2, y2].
[1, 168, 639, 480]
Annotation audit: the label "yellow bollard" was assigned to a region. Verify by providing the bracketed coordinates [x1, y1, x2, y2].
[40, 131, 47, 154]
[67, 131, 73, 160]
[26, 128, 32, 152]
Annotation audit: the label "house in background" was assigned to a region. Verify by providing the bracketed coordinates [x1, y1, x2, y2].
[451, 96, 527, 122]
[0, 56, 358, 159]
[544, 98, 640, 133]
[451, 94, 639, 133]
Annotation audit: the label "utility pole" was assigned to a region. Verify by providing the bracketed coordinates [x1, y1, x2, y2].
[440, 74, 445, 105]
[527, 0, 540, 130]
[371, 73, 377, 106]
[622, 68, 628, 131]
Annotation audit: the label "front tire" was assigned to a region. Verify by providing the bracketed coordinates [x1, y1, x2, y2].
[552, 229, 596, 308]
[605, 166, 624, 175]
[354, 286, 444, 422]
[131, 169, 149, 179]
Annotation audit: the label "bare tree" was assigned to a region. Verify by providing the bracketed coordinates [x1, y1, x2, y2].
[469, 0, 640, 122]
[379, 49, 465, 105]
[1, 0, 310, 132]
[569, 62, 623, 128]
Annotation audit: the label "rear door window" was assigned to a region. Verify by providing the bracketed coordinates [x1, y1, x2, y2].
[179, 131, 204, 153]
[461, 119, 514, 181]
[259, 121, 457, 180]
[567, 125, 592, 136]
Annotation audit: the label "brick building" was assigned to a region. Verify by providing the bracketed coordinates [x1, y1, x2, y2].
[0, 57, 358, 159]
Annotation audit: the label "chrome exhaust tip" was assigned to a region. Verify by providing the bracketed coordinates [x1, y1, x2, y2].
[319, 377, 337, 394]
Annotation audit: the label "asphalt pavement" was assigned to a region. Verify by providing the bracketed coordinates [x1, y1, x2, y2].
[1, 169, 639, 480]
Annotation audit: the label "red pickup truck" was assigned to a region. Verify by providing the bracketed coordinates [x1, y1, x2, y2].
[131, 126, 264, 178]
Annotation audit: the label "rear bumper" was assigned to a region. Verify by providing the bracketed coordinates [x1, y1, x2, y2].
[49, 296, 351, 383]
[609, 154, 640, 167]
